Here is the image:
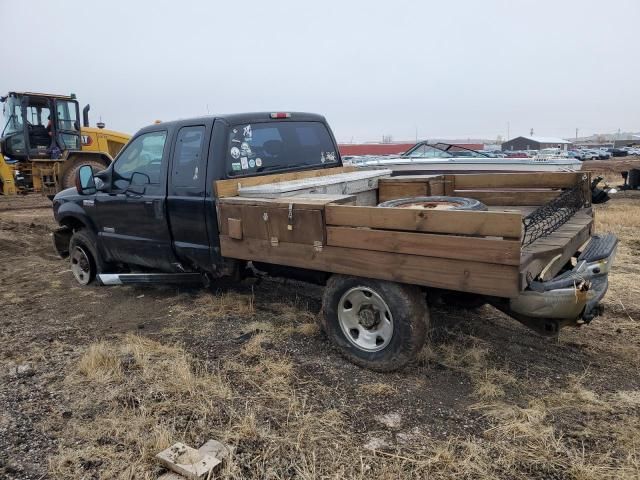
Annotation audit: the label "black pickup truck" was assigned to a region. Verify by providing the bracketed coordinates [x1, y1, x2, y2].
[52, 112, 617, 371]
[53, 112, 342, 281]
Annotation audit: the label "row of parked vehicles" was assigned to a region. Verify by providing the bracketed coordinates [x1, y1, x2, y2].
[483, 146, 639, 161]
[568, 147, 639, 160]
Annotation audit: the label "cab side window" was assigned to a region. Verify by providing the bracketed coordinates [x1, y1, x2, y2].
[113, 131, 167, 191]
[172, 126, 205, 190]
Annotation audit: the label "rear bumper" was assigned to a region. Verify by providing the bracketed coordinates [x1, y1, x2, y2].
[508, 233, 618, 333]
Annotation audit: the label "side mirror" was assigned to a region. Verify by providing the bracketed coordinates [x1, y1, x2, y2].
[75, 165, 96, 195]
[126, 172, 151, 195]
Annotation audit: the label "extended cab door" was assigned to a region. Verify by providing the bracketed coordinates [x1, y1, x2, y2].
[93, 129, 178, 270]
[166, 123, 211, 267]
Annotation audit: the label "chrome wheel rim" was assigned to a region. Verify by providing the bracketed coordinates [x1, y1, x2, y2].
[70, 246, 92, 285]
[338, 287, 393, 352]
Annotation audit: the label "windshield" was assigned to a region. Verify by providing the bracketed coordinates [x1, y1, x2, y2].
[1, 96, 23, 136]
[226, 121, 338, 176]
[402, 144, 452, 158]
[403, 142, 489, 158]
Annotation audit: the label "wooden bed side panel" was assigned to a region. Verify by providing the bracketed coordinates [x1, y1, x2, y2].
[220, 236, 521, 297]
[214, 166, 357, 198]
[325, 205, 523, 239]
[326, 226, 521, 266]
[377, 176, 448, 202]
[378, 182, 429, 203]
[452, 190, 561, 206]
[453, 172, 586, 189]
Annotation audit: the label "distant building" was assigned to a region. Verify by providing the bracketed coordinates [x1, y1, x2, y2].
[501, 136, 572, 151]
[614, 139, 640, 148]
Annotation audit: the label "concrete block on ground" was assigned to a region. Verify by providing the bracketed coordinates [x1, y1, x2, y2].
[156, 442, 221, 480]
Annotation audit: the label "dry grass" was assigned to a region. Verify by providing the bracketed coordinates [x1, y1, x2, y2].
[43, 195, 640, 479]
[359, 382, 397, 396]
[48, 329, 640, 479]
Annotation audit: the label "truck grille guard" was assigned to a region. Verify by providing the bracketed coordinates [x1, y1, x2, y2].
[522, 175, 588, 247]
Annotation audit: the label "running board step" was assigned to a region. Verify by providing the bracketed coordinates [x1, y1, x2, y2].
[98, 273, 205, 286]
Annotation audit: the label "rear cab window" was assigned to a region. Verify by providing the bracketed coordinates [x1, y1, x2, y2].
[225, 121, 338, 176]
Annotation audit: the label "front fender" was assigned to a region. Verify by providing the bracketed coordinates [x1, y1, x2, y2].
[54, 199, 97, 230]
[53, 226, 73, 257]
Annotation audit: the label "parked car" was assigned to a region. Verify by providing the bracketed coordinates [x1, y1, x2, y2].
[589, 149, 610, 160]
[579, 150, 598, 161]
[607, 148, 629, 157]
[567, 150, 584, 161]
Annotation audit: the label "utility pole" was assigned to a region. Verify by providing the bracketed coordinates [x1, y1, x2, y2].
[575, 128, 578, 141]
[507, 121, 510, 141]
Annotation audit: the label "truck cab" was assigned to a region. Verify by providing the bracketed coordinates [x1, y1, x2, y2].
[52, 112, 342, 278]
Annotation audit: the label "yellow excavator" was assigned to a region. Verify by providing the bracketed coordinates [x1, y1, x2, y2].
[0, 91, 130, 195]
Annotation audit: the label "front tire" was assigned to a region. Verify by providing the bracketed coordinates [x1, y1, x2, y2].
[69, 229, 104, 285]
[321, 275, 429, 371]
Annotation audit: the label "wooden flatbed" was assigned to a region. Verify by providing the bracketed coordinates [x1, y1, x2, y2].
[215, 168, 592, 299]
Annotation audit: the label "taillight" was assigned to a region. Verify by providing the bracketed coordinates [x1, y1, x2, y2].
[270, 112, 291, 119]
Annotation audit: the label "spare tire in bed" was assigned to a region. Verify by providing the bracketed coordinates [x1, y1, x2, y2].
[378, 196, 488, 211]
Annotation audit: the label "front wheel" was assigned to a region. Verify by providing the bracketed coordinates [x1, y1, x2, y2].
[321, 275, 429, 371]
[69, 229, 105, 285]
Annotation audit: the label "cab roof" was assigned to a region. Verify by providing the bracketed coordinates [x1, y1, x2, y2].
[136, 112, 327, 133]
[6, 91, 76, 100]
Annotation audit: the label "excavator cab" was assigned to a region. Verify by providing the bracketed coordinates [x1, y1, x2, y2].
[1, 92, 81, 162]
[0, 91, 128, 196]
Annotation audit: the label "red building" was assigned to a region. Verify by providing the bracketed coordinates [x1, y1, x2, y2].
[338, 143, 415, 156]
[339, 143, 485, 156]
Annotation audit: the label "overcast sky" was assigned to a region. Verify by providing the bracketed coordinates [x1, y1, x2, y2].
[2, 0, 638, 142]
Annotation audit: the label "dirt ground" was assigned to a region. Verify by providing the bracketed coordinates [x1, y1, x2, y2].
[1, 160, 639, 479]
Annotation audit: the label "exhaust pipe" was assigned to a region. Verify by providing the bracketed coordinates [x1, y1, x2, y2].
[82, 104, 90, 127]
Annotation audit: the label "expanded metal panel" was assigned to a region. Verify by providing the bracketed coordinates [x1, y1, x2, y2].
[522, 177, 588, 247]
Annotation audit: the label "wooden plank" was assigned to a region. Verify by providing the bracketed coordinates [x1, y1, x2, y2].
[520, 220, 592, 288]
[379, 175, 444, 183]
[325, 204, 523, 239]
[378, 182, 428, 203]
[378, 176, 449, 201]
[326, 226, 521, 266]
[220, 236, 520, 297]
[214, 166, 356, 198]
[453, 172, 585, 189]
[443, 175, 456, 195]
[453, 190, 560, 206]
[218, 194, 356, 208]
[429, 179, 445, 195]
[227, 218, 242, 239]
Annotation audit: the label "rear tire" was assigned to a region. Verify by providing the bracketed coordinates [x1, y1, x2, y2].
[61, 159, 109, 190]
[69, 229, 105, 285]
[321, 275, 429, 371]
